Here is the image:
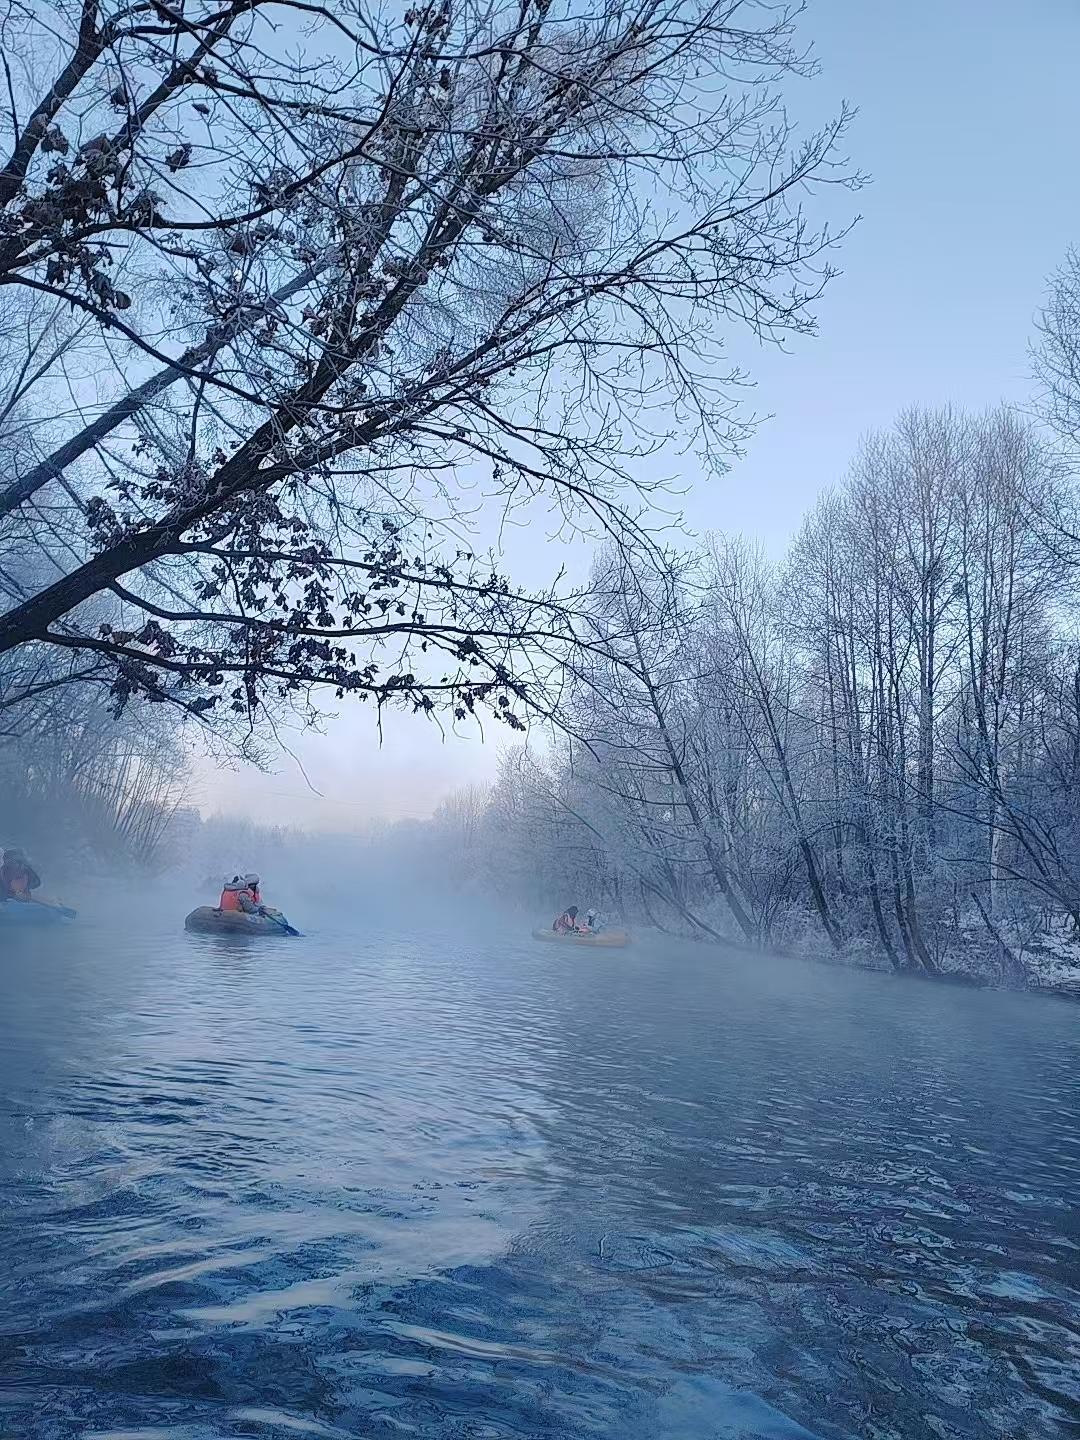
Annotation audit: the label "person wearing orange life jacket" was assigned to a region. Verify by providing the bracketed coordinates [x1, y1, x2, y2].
[219, 873, 265, 915]
[1, 847, 42, 902]
[553, 905, 579, 934]
[218, 876, 242, 910]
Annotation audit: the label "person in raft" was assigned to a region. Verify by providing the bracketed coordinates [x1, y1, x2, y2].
[1, 847, 42, 902]
[219, 873, 267, 916]
[553, 905, 581, 934]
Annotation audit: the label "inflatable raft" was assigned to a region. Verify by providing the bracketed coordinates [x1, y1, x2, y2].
[184, 905, 296, 937]
[0, 899, 73, 927]
[533, 928, 630, 949]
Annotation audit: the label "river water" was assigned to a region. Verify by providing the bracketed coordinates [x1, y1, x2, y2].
[1, 909, 1077, 1439]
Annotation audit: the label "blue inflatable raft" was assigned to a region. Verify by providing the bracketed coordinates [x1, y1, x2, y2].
[0, 900, 73, 927]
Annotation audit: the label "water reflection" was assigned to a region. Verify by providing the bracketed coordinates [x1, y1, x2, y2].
[0, 916, 1077, 1438]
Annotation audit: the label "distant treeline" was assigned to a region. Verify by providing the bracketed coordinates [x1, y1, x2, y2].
[0, 677, 187, 870]
[425, 406, 1080, 986]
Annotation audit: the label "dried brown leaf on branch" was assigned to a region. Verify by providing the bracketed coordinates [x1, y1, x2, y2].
[0, 0, 855, 742]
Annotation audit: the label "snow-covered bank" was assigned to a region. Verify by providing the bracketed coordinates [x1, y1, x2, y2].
[997, 931, 1080, 999]
[646, 915, 1080, 1002]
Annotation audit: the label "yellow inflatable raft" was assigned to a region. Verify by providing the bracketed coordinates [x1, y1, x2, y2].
[532, 928, 630, 948]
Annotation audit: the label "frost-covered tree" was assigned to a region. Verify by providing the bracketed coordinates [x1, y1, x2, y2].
[0, 0, 852, 735]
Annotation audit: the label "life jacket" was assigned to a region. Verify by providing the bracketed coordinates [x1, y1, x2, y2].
[220, 884, 254, 912]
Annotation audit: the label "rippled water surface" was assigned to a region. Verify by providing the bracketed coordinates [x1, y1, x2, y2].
[1, 908, 1078, 1439]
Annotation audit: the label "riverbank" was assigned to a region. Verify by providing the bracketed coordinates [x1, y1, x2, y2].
[643, 914, 1080, 1001]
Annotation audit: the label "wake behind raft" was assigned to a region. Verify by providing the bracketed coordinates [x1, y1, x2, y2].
[184, 906, 299, 937]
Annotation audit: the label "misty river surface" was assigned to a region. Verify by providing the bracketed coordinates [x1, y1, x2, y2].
[1, 913, 1078, 1439]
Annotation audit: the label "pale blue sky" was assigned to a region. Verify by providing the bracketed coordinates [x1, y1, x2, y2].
[687, 0, 1080, 543]
[197, 0, 1080, 829]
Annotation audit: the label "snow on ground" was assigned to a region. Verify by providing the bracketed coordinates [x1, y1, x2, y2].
[1010, 930, 1080, 998]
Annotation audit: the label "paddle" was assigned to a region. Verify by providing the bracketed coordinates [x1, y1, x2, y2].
[32, 896, 77, 920]
[261, 908, 301, 937]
